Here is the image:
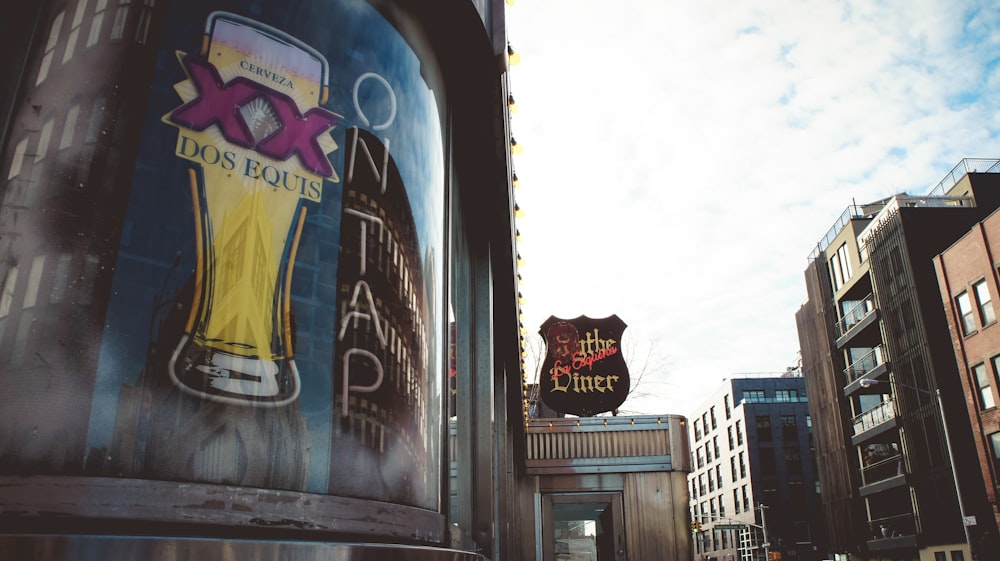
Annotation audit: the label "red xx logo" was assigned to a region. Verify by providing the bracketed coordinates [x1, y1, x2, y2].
[169, 53, 339, 178]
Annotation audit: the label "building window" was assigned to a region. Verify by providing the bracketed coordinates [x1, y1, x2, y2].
[705, 443, 712, 463]
[785, 448, 802, 474]
[0, 266, 18, 318]
[35, 119, 55, 164]
[730, 456, 737, 483]
[760, 450, 775, 475]
[727, 426, 734, 449]
[756, 415, 772, 441]
[733, 489, 741, 513]
[63, 0, 90, 64]
[87, 0, 109, 47]
[775, 389, 798, 402]
[974, 279, 996, 326]
[990, 432, 1000, 480]
[975, 362, 996, 409]
[110, 0, 130, 40]
[956, 291, 976, 335]
[710, 406, 717, 430]
[739, 452, 746, 478]
[37, 12, 66, 85]
[7, 137, 28, 180]
[830, 242, 853, 291]
[135, 0, 155, 44]
[781, 414, 797, 440]
[713, 435, 720, 458]
[724, 394, 731, 419]
[741, 485, 750, 511]
[715, 464, 723, 488]
[49, 254, 72, 304]
[788, 481, 805, 504]
[694, 419, 702, 442]
[736, 420, 743, 445]
[22, 255, 46, 308]
[743, 389, 765, 402]
[60, 104, 81, 151]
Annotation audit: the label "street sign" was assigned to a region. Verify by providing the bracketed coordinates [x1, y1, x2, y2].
[715, 524, 747, 530]
[963, 515, 977, 526]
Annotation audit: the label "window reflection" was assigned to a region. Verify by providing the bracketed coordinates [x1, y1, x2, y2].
[553, 502, 615, 561]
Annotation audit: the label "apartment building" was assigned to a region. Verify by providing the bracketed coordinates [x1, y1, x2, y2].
[796, 159, 1000, 561]
[934, 206, 1000, 554]
[688, 372, 824, 561]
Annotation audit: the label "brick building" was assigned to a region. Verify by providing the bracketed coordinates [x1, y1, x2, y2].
[934, 206, 1000, 553]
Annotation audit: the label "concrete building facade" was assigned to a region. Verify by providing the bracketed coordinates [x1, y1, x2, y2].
[688, 372, 824, 561]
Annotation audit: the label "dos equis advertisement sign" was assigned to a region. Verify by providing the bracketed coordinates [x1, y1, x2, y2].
[163, 14, 340, 406]
[0, 0, 445, 512]
[539, 315, 630, 416]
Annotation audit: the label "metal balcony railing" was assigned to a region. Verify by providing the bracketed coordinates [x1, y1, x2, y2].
[867, 512, 916, 541]
[811, 158, 1000, 263]
[852, 399, 895, 436]
[838, 295, 876, 337]
[844, 345, 886, 384]
[861, 453, 904, 486]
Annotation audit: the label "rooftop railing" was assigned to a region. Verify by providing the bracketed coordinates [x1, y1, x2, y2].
[810, 158, 1000, 262]
[926, 158, 1000, 197]
[809, 205, 866, 261]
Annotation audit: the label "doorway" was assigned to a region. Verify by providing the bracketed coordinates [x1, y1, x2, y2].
[541, 493, 626, 561]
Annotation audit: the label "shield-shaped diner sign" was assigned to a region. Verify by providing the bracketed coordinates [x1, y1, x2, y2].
[539, 315, 630, 416]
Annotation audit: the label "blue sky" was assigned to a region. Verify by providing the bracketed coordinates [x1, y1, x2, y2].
[505, 0, 1000, 417]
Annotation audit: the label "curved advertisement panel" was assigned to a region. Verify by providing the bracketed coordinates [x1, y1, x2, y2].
[0, 0, 444, 514]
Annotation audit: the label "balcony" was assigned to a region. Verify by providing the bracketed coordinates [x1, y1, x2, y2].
[836, 296, 879, 349]
[843, 346, 889, 395]
[838, 295, 877, 337]
[866, 513, 918, 551]
[859, 453, 906, 496]
[851, 400, 897, 445]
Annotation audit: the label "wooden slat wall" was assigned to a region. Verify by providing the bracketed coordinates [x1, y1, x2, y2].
[624, 471, 690, 561]
[526, 428, 670, 460]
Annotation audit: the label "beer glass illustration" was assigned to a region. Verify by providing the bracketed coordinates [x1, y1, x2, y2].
[164, 12, 340, 406]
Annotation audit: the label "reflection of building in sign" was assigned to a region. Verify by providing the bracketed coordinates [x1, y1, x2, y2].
[0, 0, 162, 472]
[333, 124, 430, 502]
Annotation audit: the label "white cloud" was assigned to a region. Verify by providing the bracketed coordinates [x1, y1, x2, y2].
[507, 0, 1000, 417]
